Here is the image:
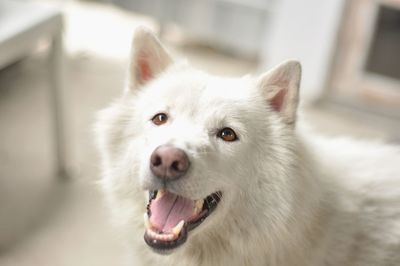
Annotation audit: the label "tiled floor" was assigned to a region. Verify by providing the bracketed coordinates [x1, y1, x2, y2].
[0, 1, 398, 266]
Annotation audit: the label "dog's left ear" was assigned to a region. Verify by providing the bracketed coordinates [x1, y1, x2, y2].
[257, 60, 301, 126]
[129, 27, 173, 90]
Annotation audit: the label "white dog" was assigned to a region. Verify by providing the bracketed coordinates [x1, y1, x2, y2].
[95, 28, 400, 266]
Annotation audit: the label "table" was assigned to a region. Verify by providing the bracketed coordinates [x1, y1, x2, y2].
[0, 0, 67, 178]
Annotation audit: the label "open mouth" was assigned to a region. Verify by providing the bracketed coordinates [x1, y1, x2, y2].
[144, 189, 222, 251]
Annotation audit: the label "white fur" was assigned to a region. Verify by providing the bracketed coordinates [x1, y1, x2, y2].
[95, 28, 400, 266]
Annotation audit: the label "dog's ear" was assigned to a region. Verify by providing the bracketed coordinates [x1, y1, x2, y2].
[258, 60, 301, 126]
[129, 27, 173, 89]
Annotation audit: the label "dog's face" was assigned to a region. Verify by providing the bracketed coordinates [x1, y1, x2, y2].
[96, 28, 301, 254]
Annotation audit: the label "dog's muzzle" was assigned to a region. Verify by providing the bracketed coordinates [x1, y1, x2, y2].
[144, 145, 222, 252]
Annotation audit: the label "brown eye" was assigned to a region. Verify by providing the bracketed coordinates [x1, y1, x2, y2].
[218, 127, 238, 142]
[151, 113, 168, 125]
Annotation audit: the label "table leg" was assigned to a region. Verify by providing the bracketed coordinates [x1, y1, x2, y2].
[49, 30, 69, 180]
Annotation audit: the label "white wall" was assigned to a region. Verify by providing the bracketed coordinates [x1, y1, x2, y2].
[260, 0, 346, 103]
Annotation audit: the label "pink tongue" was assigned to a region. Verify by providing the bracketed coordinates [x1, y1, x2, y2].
[149, 190, 195, 233]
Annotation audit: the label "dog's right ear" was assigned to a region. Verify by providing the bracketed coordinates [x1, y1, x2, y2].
[128, 27, 173, 90]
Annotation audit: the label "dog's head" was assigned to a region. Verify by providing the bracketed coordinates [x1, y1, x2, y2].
[96, 28, 301, 254]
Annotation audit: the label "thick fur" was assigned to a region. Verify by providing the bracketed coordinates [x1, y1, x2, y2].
[95, 28, 400, 266]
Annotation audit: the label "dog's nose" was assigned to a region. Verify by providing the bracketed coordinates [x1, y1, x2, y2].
[150, 145, 190, 180]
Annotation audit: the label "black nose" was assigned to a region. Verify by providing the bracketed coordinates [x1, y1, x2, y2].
[150, 145, 190, 181]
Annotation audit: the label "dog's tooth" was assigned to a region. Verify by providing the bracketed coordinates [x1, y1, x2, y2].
[172, 220, 185, 236]
[153, 232, 159, 240]
[197, 199, 204, 210]
[144, 213, 150, 229]
[147, 228, 155, 238]
[155, 189, 165, 200]
[149, 228, 159, 239]
[161, 234, 170, 241]
[166, 233, 175, 241]
[194, 199, 204, 214]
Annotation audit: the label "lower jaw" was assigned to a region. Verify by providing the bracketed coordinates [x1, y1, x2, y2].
[144, 225, 188, 252]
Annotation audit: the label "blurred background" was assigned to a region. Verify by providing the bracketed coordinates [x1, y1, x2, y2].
[0, 0, 399, 265]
